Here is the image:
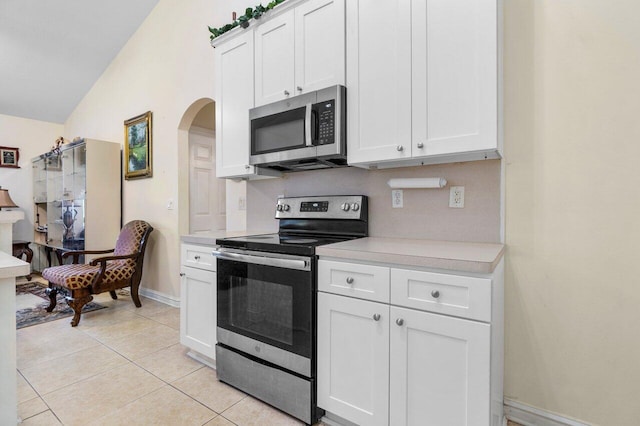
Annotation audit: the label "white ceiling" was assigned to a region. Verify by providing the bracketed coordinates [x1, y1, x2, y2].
[0, 0, 160, 124]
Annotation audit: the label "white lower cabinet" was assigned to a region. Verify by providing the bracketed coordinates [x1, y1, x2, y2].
[180, 243, 217, 360]
[317, 259, 503, 426]
[317, 293, 390, 426]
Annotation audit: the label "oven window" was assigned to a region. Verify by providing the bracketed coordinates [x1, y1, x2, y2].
[252, 107, 306, 154]
[217, 258, 314, 358]
[230, 277, 293, 345]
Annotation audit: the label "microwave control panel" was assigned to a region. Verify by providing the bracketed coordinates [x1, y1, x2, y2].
[316, 100, 335, 145]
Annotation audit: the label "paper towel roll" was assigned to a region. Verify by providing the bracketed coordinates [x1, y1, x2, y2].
[387, 178, 447, 189]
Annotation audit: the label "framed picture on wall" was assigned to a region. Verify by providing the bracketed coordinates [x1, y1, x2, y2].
[0, 146, 20, 168]
[124, 111, 153, 180]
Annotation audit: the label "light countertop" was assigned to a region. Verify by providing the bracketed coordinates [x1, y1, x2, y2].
[181, 230, 273, 246]
[0, 251, 29, 279]
[316, 237, 504, 274]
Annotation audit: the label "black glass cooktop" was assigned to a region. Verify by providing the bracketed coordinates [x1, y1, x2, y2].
[216, 233, 357, 256]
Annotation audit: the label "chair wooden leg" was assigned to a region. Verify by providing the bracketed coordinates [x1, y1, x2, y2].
[45, 286, 57, 312]
[131, 283, 142, 308]
[109, 290, 118, 300]
[65, 290, 93, 327]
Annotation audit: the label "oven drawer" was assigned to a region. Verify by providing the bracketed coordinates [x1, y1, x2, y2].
[390, 269, 491, 321]
[181, 243, 217, 272]
[318, 260, 390, 303]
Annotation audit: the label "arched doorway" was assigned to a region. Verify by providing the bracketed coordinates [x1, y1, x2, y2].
[177, 99, 226, 234]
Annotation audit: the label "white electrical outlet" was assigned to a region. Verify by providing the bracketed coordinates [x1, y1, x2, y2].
[167, 199, 174, 210]
[449, 186, 465, 208]
[392, 189, 404, 208]
[238, 196, 246, 211]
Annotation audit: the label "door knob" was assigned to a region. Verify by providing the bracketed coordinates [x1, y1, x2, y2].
[396, 145, 404, 152]
[373, 314, 381, 321]
[396, 318, 404, 326]
[417, 142, 424, 149]
[431, 290, 440, 298]
[346, 277, 354, 284]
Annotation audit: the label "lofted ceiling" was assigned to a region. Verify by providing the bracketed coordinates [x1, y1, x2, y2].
[0, 0, 160, 124]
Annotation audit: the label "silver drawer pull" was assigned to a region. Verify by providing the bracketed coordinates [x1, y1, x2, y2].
[179, 272, 185, 277]
[396, 318, 404, 326]
[346, 277, 354, 284]
[373, 313, 381, 321]
[431, 290, 440, 298]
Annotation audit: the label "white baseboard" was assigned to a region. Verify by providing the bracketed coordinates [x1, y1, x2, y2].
[139, 287, 180, 308]
[504, 399, 591, 426]
[186, 350, 216, 370]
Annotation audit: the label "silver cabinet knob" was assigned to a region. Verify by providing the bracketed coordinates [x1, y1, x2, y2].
[373, 314, 381, 321]
[346, 276, 354, 284]
[431, 290, 440, 298]
[179, 272, 185, 277]
[245, 165, 251, 170]
[396, 318, 404, 326]
[284, 90, 290, 96]
[194, 255, 200, 261]
[297, 86, 303, 92]
[417, 142, 424, 148]
[351, 203, 360, 212]
[396, 145, 404, 152]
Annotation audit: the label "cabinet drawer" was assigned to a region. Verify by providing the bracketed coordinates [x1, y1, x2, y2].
[318, 260, 389, 303]
[181, 243, 217, 272]
[391, 269, 491, 322]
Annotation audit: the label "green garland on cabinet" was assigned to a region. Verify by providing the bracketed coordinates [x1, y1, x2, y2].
[208, 0, 287, 40]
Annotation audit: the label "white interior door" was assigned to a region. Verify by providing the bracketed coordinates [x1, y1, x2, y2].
[189, 127, 226, 233]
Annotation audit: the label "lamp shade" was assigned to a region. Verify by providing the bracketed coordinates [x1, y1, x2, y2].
[0, 188, 18, 209]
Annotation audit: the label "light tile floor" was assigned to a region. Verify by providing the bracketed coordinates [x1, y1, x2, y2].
[16, 290, 316, 426]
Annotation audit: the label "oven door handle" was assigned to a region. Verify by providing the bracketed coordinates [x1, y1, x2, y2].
[211, 249, 311, 271]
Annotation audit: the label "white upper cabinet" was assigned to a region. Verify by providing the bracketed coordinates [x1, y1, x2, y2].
[412, 0, 498, 158]
[255, 0, 345, 106]
[214, 31, 257, 178]
[255, 11, 296, 106]
[347, 0, 500, 168]
[346, 0, 412, 164]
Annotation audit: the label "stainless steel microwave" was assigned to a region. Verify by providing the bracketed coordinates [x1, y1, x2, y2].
[249, 85, 346, 171]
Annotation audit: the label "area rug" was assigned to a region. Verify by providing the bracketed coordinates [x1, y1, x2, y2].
[16, 279, 106, 329]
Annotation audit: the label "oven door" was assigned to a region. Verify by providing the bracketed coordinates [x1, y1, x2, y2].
[214, 247, 315, 376]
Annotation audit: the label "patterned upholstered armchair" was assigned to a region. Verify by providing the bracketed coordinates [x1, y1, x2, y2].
[42, 220, 154, 327]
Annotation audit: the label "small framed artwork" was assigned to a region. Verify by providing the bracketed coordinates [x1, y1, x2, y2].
[0, 146, 20, 168]
[124, 111, 153, 180]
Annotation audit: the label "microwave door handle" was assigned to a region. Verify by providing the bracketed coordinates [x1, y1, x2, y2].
[305, 103, 313, 147]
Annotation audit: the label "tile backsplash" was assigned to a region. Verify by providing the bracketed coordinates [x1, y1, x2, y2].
[247, 160, 501, 243]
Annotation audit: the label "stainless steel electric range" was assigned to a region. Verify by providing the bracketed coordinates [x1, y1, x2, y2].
[213, 195, 368, 425]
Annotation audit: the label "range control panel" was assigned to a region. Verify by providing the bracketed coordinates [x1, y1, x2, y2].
[275, 195, 367, 220]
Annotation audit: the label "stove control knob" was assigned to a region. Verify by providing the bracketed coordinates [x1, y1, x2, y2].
[341, 203, 351, 211]
[351, 203, 360, 212]
[283, 204, 291, 212]
[276, 205, 283, 212]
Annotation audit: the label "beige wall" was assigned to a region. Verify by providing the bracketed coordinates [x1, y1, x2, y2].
[64, 0, 224, 300]
[504, 1, 640, 424]
[248, 161, 502, 243]
[0, 114, 63, 241]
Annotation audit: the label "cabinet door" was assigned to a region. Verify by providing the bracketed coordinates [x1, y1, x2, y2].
[346, 0, 412, 165]
[180, 266, 217, 359]
[215, 31, 256, 178]
[294, 0, 345, 94]
[411, 0, 497, 157]
[255, 11, 295, 106]
[390, 306, 491, 426]
[317, 293, 389, 426]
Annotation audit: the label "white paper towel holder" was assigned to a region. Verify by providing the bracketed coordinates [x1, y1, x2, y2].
[387, 178, 447, 189]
